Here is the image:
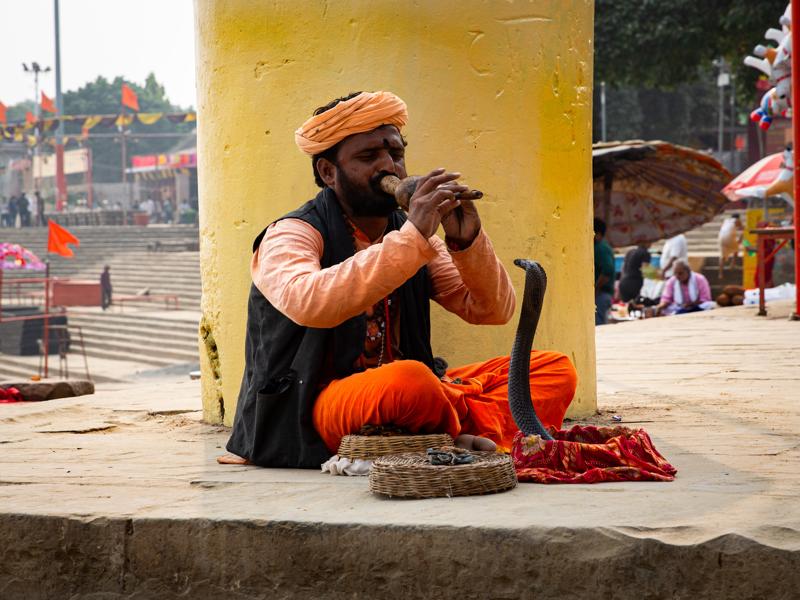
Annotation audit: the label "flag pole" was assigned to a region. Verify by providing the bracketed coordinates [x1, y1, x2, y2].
[43, 260, 50, 378]
[54, 0, 67, 213]
[792, 0, 800, 320]
[121, 101, 129, 224]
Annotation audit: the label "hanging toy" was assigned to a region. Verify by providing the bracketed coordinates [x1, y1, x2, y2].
[745, 3, 793, 130]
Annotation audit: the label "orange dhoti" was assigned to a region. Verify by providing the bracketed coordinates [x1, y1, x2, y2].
[312, 350, 577, 453]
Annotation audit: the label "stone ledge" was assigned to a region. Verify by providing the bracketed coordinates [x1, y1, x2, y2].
[1, 514, 798, 600]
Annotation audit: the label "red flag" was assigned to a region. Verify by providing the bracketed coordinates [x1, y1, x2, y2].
[25, 111, 36, 125]
[121, 83, 139, 111]
[0, 101, 6, 124]
[41, 91, 57, 114]
[47, 220, 80, 258]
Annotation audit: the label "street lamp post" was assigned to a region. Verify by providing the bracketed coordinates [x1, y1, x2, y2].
[715, 58, 730, 160]
[22, 61, 51, 193]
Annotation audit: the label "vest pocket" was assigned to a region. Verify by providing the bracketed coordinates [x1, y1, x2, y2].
[252, 371, 297, 465]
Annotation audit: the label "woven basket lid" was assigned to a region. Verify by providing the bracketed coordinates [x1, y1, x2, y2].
[369, 450, 517, 499]
[337, 433, 453, 461]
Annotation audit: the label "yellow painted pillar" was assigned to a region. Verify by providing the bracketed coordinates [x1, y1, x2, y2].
[195, 0, 596, 425]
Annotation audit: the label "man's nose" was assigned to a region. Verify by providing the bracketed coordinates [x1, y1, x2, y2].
[374, 150, 396, 173]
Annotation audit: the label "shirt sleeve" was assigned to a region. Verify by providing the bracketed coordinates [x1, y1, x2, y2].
[661, 277, 675, 304]
[251, 218, 439, 328]
[697, 274, 712, 303]
[427, 230, 515, 325]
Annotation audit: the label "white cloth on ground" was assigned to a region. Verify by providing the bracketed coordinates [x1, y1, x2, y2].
[321, 454, 372, 476]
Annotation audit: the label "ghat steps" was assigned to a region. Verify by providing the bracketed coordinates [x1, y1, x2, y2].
[1, 225, 201, 382]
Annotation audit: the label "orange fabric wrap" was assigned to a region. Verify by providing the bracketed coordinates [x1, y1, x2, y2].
[294, 91, 408, 155]
[312, 351, 577, 453]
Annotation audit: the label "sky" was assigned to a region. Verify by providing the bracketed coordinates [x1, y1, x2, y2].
[0, 0, 196, 110]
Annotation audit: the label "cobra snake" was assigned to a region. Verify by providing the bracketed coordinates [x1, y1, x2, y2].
[508, 259, 555, 441]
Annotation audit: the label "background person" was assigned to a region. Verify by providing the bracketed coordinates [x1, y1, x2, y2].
[718, 213, 743, 278]
[100, 265, 113, 310]
[618, 243, 651, 303]
[593, 218, 615, 325]
[660, 233, 688, 279]
[655, 260, 715, 316]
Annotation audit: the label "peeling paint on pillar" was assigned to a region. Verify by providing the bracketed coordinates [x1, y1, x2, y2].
[195, 0, 596, 425]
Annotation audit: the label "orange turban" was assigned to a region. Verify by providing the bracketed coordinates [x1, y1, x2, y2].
[295, 91, 408, 155]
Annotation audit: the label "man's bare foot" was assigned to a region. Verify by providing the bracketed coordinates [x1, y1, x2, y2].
[454, 434, 497, 452]
[216, 453, 251, 465]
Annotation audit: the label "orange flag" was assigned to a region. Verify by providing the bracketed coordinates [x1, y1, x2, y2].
[25, 111, 36, 125]
[47, 220, 80, 258]
[121, 83, 140, 111]
[41, 91, 57, 114]
[0, 101, 6, 124]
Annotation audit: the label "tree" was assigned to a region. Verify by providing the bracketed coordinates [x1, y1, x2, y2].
[63, 73, 194, 182]
[595, 0, 788, 90]
[5, 73, 193, 183]
[594, 0, 788, 147]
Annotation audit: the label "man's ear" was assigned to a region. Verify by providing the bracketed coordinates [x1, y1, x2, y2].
[316, 157, 337, 188]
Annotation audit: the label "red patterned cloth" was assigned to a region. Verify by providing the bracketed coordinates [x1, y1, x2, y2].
[512, 425, 676, 484]
[0, 387, 24, 403]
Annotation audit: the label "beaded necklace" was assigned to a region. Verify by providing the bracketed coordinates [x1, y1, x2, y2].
[343, 215, 395, 367]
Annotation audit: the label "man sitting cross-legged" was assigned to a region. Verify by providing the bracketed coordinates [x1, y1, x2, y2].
[221, 91, 578, 468]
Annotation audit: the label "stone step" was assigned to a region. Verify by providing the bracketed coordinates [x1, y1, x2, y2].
[80, 338, 198, 363]
[71, 326, 199, 353]
[66, 310, 200, 328]
[77, 346, 178, 368]
[65, 319, 198, 343]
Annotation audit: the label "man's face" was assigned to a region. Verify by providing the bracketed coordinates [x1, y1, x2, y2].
[330, 125, 408, 217]
[675, 264, 690, 284]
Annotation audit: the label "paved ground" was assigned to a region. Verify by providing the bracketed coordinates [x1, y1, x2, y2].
[1, 301, 799, 598]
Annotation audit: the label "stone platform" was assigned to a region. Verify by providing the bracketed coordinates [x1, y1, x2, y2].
[1, 302, 799, 599]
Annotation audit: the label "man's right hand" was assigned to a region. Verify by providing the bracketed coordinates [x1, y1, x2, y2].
[406, 168, 470, 239]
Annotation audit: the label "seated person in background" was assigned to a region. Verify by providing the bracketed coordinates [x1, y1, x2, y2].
[655, 260, 715, 316]
[618, 244, 651, 303]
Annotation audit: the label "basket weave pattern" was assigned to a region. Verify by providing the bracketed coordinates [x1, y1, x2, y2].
[337, 433, 453, 460]
[369, 451, 517, 498]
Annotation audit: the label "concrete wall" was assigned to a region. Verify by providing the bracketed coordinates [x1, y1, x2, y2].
[195, 0, 596, 425]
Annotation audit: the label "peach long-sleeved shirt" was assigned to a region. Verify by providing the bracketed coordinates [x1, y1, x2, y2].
[251, 218, 515, 331]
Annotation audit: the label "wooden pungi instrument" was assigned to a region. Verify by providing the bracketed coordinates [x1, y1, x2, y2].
[379, 175, 483, 211]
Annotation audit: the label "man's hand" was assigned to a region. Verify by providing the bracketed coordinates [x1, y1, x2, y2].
[441, 191, 481, 250]
[406, 168, 471, 239]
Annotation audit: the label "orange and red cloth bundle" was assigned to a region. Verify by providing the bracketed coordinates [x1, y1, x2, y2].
[0, 387, 24, 403]
[512, 425, 677, 484]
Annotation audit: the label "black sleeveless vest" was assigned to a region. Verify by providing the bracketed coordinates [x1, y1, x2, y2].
[225, 188, 436, 468]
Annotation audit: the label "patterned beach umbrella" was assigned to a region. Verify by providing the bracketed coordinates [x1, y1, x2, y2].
[0, 242, 46, 270]
[593, 141, 732, 247]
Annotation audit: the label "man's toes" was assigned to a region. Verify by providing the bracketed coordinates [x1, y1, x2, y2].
[472, 436, 497, 451]
[454, 434, 475, 450]
[454, 434, 497, 451]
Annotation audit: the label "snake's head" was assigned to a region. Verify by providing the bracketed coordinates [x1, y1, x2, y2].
[514, 258, 539, 272]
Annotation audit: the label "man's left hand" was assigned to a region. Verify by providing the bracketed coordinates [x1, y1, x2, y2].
[441, 195, 481, 250]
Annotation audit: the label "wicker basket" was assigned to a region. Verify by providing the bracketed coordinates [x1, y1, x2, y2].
[338, 433, 453, 461]
[369, 450, 517, 498]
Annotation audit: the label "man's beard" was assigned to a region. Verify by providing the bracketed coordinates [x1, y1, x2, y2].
[336, 167, 397, 217]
